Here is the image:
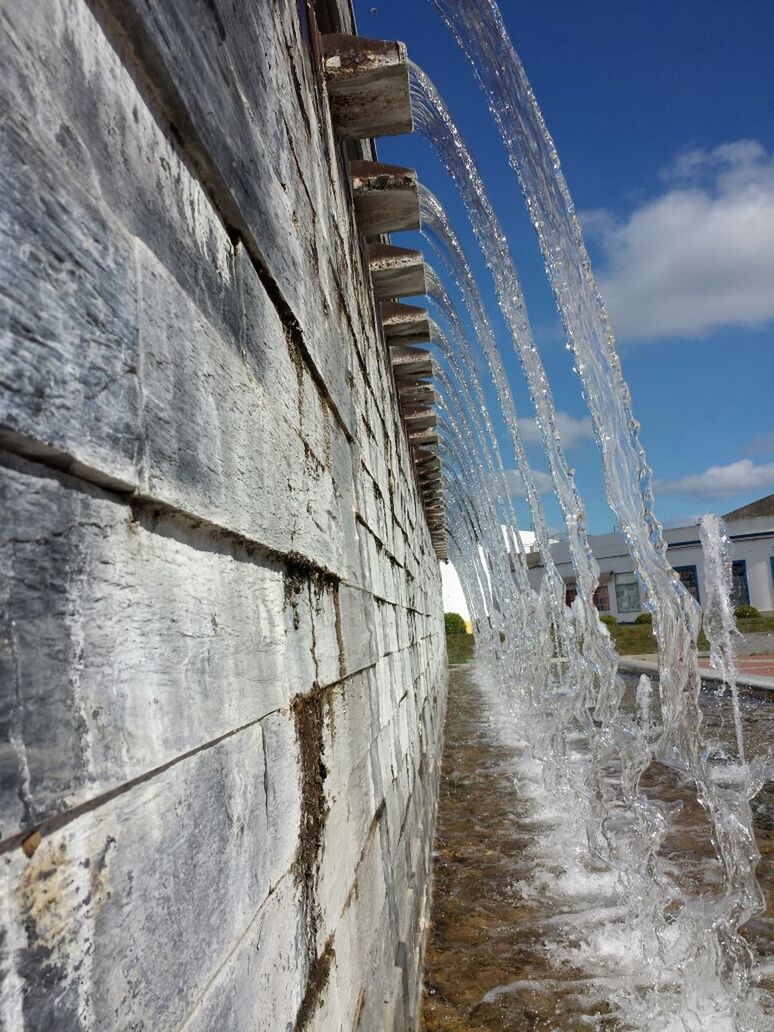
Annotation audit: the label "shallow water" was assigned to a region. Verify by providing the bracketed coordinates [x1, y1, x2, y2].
[421, 665, 774, 1031]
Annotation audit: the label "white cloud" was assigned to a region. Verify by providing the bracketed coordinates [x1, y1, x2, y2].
[747, 429, 774, 455]
[655, 459, 774, 498]
[583, 140, 774, 340]
[504, 467, 554, 498]
[519, 411, 594, 450]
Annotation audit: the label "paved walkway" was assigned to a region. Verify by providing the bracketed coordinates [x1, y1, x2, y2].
[699, 654, 774, 678]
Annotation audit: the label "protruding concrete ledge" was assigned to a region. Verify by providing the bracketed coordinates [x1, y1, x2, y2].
[407, 427, 439, 448]
[414, 451, 438, 467]
[385, 340, 441, 549]
[368, 244, 426, 300]
[406, 410, 437, 427]
[380, 301, 431, 344]
[399, 383, 437, 406]
[390, 345, 434, 379]
[416, 451, 441, 470]
[321, 35, 412, 140]
[350, 161, 419, 238]
[402, 407, 436, 431]
[414, 452, 439, 468]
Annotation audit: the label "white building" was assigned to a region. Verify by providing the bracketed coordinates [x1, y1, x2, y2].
[442, 527, 537, 622]
[525, 494, 774, 620]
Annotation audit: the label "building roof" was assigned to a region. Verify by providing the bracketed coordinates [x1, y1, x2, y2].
[722, 493, 774, 521]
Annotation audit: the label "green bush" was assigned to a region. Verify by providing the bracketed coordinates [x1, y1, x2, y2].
[635, 612, 653, 624]
[735, 604, 760, 619]
[600, 614, 618, 627]
[444, 612, 467, 635]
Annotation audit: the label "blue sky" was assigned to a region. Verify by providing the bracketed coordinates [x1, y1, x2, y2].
[353, 0, 774, 534]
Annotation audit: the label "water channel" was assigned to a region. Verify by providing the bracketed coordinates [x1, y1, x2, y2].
[421, 667, 774, 1031]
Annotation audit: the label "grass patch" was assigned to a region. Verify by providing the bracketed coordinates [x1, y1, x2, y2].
[444, 617, 774, 664]
[446, 633, 475, 665]
[607, 623, 658, 656]
[608, 614, 774, 656]
[737, 615, 774, 634]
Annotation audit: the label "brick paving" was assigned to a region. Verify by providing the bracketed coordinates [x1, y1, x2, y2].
[699, 655, 774, 679]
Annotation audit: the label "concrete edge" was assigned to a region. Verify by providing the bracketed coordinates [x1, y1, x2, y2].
[618, 658, 774, 693]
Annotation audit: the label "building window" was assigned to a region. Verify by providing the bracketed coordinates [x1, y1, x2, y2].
[564, 582, 610, 610]
[615, 572, 641, 613]
[731, 560, 750, 608]
[674, 565, 700, 604]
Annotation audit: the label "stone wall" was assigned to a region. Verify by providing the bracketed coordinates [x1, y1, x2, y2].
[0, 1, 447, 1028]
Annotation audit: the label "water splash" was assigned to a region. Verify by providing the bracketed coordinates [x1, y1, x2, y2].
[700, 512, 746, 763]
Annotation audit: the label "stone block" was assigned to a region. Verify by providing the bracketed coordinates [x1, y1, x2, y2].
[0, 713, 299, 1030]
[337, 584, 379, 677]
[350, 161, 420, 239]
[181, 873, 306, 1031]
[367, 244, 426, 301]
[321, 34, 412, 141]
[0, 93, 140, 490]
[309, 580, 343, 687]
[0, 454, 312, 834]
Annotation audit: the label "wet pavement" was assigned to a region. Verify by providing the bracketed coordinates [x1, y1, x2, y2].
[420, 663, 774, 1031]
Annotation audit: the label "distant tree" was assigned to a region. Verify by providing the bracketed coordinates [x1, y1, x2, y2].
[444, 612, 467, 635]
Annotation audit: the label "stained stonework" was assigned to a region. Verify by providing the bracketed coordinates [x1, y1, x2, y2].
[0, 1, 446, 1028]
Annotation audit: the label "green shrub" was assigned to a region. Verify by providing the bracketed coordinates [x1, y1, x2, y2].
[600, 614, 617, 627]
[735, 604, 760, 619]
[444, 612, 467, 635]
[635, 612, 653, 624]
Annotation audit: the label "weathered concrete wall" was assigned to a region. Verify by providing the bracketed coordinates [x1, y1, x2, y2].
[0, 1, 446, 1028]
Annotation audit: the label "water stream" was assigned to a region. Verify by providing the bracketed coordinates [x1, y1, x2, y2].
[410, 1, 773, 1026]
